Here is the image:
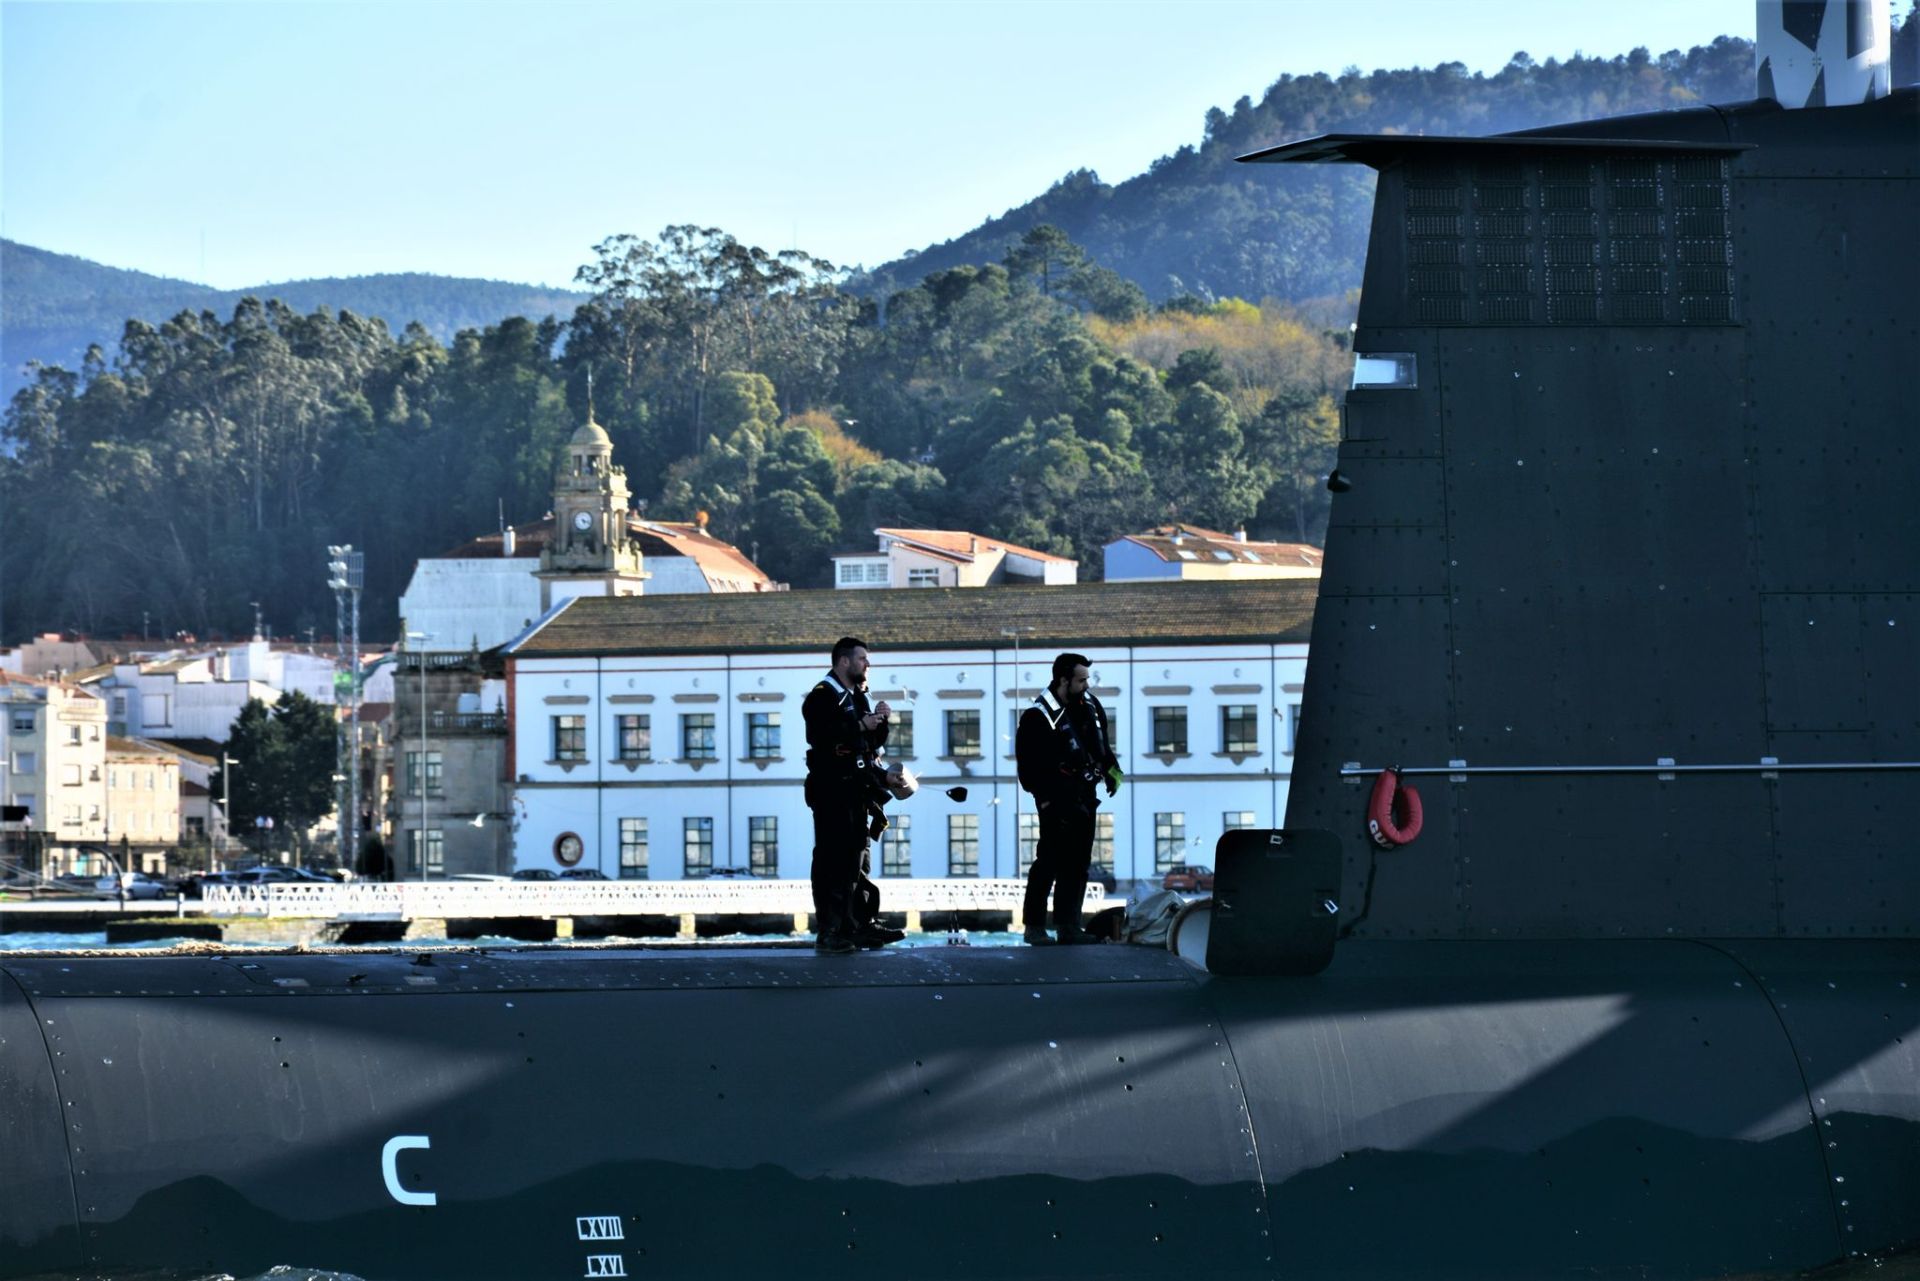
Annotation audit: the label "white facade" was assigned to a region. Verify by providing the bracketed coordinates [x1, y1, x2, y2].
[3, 675, 109, 861]
[400, 544, 766, 656]
[833, 529, 1078, 590]
[85, 640, 339, 742]
[507, 642, 1307, 886]
[399, 557, 547, 654]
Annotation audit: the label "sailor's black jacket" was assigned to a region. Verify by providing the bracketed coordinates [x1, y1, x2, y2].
[1015, 687, 1118, 808]
[802, 673, 889, 803]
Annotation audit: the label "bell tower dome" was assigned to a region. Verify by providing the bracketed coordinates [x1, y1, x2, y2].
[536, 411, 648, 608]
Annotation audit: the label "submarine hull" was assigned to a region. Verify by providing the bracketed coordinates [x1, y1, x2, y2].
[2, 942, 1913, 1279]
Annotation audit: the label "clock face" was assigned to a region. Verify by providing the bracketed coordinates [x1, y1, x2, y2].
[573, 511, 593, 532]
[554, 832, 584, 866]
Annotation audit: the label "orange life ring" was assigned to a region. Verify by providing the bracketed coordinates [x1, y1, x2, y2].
[1367, 769, 1423, 848]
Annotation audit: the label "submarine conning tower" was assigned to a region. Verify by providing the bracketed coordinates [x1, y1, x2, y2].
[1241, 0, 1918, 942]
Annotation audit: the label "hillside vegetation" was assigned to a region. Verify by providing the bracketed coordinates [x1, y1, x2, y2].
[6, 16, 1915, 646]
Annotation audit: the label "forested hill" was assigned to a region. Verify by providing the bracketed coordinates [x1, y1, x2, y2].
[0, 240, 585, 401]
[859, 21, 1916, 304]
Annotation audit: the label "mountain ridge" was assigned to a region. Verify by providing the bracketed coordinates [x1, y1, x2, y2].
[1, 238, 586, 399]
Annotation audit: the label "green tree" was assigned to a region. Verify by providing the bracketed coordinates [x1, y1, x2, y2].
[216, 693, 340, 860]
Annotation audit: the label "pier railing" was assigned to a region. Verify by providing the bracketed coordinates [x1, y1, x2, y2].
[196, 879, 1104, 920]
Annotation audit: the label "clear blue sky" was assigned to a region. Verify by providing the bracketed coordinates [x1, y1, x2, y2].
[2, 0, 1755, 290]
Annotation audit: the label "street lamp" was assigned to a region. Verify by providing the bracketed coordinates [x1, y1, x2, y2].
[1001, 625, 1035, 880]
[218, 753, 238, 872]
[404, 630, 434, 881]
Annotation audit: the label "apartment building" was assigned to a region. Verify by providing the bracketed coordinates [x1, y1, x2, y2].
[2, 672, 109, 872]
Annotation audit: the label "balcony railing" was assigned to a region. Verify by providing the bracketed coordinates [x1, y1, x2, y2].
[427, 711, 506, 733]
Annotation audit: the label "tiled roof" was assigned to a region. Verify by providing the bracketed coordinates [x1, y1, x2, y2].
[511, 579, 1315, 657]
[150, 737, 222, 763]
[0, 671, 100, 696]
[1117, 525, 1323, 569]
[107, 736, 175, 759]
[640, 521, 773, 587]
[877, 528, 1077, 565]
[435, 517, 772, 588]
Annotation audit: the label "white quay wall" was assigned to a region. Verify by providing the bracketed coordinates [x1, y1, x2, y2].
[509, 642, 1308, 884]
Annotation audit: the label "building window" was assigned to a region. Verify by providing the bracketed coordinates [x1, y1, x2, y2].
[552, 715, 586, 762]
[1154, 811, 1186, 872]
[837, 561, 888, 586]
[945, 709, 981, 758]
[1018, 811, 1039, 874]
[614, 714, 651, 762]
[1222, 705, 1258, 753]
[1093, 812, 1115, 875]
[61, 764, 81, 786]
[889, 709, 914, 758]
[9, 709, 33, 734]
[749, 816, 778, 876]
[880, 814, 912, 876]
[618, 817, 648, 879]
[681, 713, 716, 761]
[683, 817, 714, 877]
[1150, 706, 1188, 754]
[404, 750, 443, 795]
[62, 804, 82, 828]
[745, 712, 781, 760]
[947, 814, 979, 876]
[908, 567, 941, 587]
[110, 768, 121, 789]
[12, 751, 35, 775]
[1225, 811, 1257, 832]
[1286, 702, 1302, 753]
[409, 829, 445, 875]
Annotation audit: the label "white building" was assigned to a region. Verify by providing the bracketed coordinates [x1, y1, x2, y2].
[2, 671, 109, 872]
[832, 529, 1078, 590]
[398, 416, 778, 655]
[1104, 524, 1323, 582]
[79, 647, 286, 742]
[502, 580, 1314, 887]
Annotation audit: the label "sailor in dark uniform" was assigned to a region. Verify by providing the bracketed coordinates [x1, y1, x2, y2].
[1015, 652, 1121, 945]
[803, 636, 905, 953]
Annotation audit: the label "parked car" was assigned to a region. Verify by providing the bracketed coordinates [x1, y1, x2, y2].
[1161, 864, 1215, 892]
[182, 870, 242, 897]
[1091, 867, 1119, 895]
[93, 872, 170, 900]
[707, 867, 756, 879]
[558, 868, 609, 880]
[511, 868, 558, 881]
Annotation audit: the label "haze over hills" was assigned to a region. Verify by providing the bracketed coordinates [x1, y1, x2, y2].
[0, 240, 586, 401]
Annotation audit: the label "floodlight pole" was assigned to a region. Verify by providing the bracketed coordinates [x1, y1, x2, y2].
[405, 630, 434, 881]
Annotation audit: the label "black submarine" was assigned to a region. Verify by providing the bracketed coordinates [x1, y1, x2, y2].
[3, 2, 1915, 1276]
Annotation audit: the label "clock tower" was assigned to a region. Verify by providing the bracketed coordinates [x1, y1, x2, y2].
[536, 412, 648, 609]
